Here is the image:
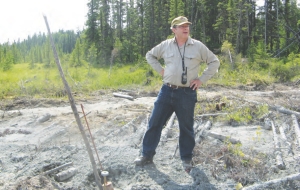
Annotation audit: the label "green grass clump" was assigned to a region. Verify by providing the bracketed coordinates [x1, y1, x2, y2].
[0, 62, 162, 99]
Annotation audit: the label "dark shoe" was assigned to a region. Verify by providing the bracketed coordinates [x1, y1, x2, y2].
[182, 160, 193, 173]
[134, 156, 153, 166]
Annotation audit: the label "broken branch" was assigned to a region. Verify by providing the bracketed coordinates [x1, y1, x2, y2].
[43, 162, 73, 175]
[195, 120, 212, 143]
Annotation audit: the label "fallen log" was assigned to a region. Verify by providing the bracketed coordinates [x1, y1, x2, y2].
[195, 120, 212, 143]
[43, 162, 73, 175]
[270, 105, 300, 117]
[278, 123, 293, 154]
[263, 118, 272, 130]
[37, 113, 51, 123]
[292, 114, 300, 146]
[113, 93, 134, 100]
[54, 167, 78, 182]
[132, 115, 148, 148]
[233, 98, 300, 117]
[206, 131, 241, 144]
[271, 121, 286, 170]
[193, 120, 202, 131]
[242, 172, 300, 190]
[160, 112, 176, 146]
[194, 120, 241, 144]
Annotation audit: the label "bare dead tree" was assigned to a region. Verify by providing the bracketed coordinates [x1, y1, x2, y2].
[43, 15, 103, 190]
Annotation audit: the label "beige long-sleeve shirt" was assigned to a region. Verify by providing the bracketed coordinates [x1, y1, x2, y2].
[146, 37, 220, 86]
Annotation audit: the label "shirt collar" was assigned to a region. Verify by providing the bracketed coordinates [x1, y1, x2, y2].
[171, 36, 194, 45]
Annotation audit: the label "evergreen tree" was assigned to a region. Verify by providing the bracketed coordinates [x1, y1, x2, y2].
[98, 0, 114, 65]
[70, 39, 83, 67]
[3, 50, 13, 71]
[214, 1, 228, 44]
[136, 0, 146, 56]
[0, 44, 2, 65]
[169, 0, 184, 21]
[85, 0, 101, 64]
[264, 0, 280, 52]
[202, 0, 221, 49]
[44, 37, 52, 67]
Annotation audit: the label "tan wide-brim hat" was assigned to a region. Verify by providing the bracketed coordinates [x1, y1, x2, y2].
[170, 16, 192, 29]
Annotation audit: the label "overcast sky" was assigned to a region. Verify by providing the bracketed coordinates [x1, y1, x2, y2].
[0, 0, 89, 44]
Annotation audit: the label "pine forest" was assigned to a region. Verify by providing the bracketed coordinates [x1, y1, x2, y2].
[0, 0, 300, 97]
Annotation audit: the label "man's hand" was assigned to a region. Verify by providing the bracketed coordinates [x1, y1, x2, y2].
[190, 79, 202, 90]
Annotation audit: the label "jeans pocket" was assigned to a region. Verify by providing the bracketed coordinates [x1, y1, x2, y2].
[183, 88, 197, 99]
[182, 88, 197, 110]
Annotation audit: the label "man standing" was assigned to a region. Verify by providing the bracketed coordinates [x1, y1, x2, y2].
[135, 16, 220, 173]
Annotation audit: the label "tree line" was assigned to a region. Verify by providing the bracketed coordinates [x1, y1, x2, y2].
[1, 0, 300, 70]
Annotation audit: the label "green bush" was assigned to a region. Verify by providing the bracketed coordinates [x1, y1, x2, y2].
[271, 64, 299, 82]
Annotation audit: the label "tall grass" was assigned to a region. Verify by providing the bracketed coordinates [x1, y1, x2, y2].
[0, 62, 162, 99]
[1, 56, 299, 99]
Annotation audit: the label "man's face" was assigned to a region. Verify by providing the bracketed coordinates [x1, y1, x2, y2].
[172, 24, 190, 39]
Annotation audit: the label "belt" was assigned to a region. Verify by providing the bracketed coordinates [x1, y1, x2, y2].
[165, 83, 186, 89]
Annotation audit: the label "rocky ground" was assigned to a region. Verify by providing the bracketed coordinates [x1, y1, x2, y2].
[0, 83, 300, 190]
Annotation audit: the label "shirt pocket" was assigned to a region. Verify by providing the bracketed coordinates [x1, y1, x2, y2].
[184, 54, 200, 69]
[163, 52, 175, 65]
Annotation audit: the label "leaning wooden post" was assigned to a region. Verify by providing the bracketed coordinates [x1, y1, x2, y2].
[43, 15, 102, 190]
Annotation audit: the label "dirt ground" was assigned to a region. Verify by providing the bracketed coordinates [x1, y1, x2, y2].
[0, 83, 300, 190]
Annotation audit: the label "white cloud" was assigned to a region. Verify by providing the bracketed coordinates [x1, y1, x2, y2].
[0, 0, 89, 44]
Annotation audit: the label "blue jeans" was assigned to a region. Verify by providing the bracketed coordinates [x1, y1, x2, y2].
[142, 84, 197, 161]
